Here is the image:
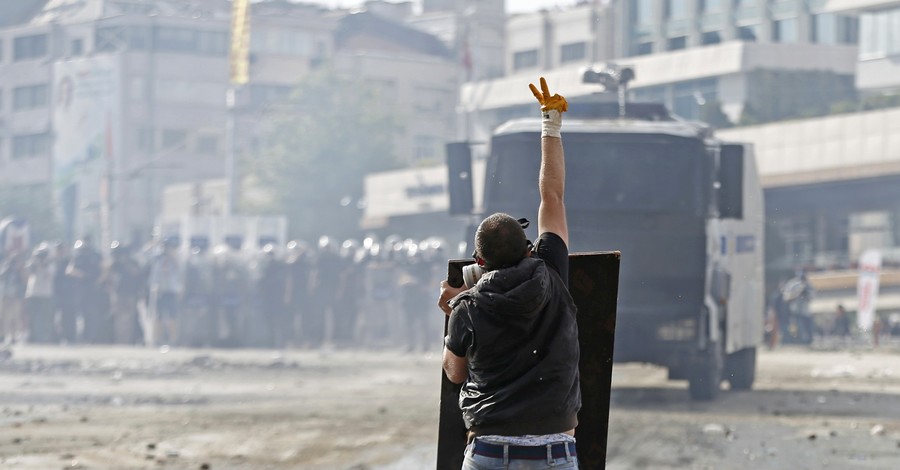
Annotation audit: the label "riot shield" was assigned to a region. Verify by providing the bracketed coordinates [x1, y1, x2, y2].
[437, 251, 620, 470]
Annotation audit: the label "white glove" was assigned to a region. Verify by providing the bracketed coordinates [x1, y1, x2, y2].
[542, 109, 562, 138]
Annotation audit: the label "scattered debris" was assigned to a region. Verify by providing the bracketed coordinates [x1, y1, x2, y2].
[870, 424, 885, 436]
[702, 423, 727, 436]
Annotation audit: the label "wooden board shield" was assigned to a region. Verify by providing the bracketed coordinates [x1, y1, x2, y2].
[437, 251, 620, 470]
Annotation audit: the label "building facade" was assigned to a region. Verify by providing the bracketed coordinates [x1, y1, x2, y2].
[0, 0, 459, 247]
[822, 0, 900, 93]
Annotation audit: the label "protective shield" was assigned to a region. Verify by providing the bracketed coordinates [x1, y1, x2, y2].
[437, 251, 620, 470]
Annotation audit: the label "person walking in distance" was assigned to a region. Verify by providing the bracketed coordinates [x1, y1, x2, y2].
[438, 77, 579, 469]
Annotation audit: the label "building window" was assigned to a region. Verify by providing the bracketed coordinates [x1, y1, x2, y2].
[71, 39, 84, 56]
[634, 0, 654, 26]
[667, 0, 688, 19]
[672, 78, 718, 120]
[738, 25, 758, 42]
[196, 135, 219, 155]
[560, 42, 586, 63]
[12, 132, 50, 159]
[702, 31, 721, 45]
[632, 85, 666, 105]
[12, 84, 49, 111]
[700, 0, 723, 12]
[13, 34, 48, 61]
[196, 31, 228, 56]
[128, 26, 152, 50]
[155, 27, 196, 53]
[811, 13, 836, 44]
[773, 18, 799, 43]
[635, 42, 653, 56]
[512, 49, 538, 70]
[161, 129, 187, 150]
[668, 36, 687, 50]
[860, 8, 900, 58]
[839, 16, 859, 45]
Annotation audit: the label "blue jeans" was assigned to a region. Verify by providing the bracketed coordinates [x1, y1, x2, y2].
[462, 441, 579, 470]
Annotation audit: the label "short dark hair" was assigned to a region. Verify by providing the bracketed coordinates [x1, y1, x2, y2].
[474, 213, 528, 270]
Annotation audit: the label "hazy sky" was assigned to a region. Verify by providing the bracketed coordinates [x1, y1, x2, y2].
[299, 0, 582, 14]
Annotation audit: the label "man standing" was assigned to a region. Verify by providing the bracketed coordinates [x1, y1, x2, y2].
[53, 242, 77, 344]
[25, 244, 56, 343]
[66, 237, 103, 343]
[438, 77, 579, 469]
[150, 239, 182, 346]
[0, 248, 28, 344]
[106, 242, 144, 344]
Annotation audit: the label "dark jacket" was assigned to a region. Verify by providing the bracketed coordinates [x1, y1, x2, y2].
[448, 256, 581, 436]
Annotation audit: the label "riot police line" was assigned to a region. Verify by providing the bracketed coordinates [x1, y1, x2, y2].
[0, 233, 452, 351]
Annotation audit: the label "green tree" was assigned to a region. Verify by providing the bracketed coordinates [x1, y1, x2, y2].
[245, 69, 401, 242]
[862, 92, 900, 111]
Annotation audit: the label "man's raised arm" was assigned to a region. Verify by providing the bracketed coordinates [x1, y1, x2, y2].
[529, 77, 569, 246]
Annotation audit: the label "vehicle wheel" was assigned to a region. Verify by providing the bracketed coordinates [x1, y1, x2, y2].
[688, 342, 723, 401]
[725, 347, 756, 391]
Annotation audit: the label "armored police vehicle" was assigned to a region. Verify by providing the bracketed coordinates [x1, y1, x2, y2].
[449, 96, 764, 400]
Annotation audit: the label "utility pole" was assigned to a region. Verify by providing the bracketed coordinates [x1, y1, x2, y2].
[226, 0, 251, 216]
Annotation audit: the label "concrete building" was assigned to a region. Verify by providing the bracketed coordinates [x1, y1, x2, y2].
[506, 2, 617, 75]
[459, 40, 856, 147]
[0, 0, 459, 247]
[821, 0, 900, 93]
[405, 0, 506, 82]
[463, 0, 860, 144]
[332, 10, 458, 165]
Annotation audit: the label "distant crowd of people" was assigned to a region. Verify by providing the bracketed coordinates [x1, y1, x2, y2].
[765, 271, 900, 348]
[0, 234, 451, 351]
